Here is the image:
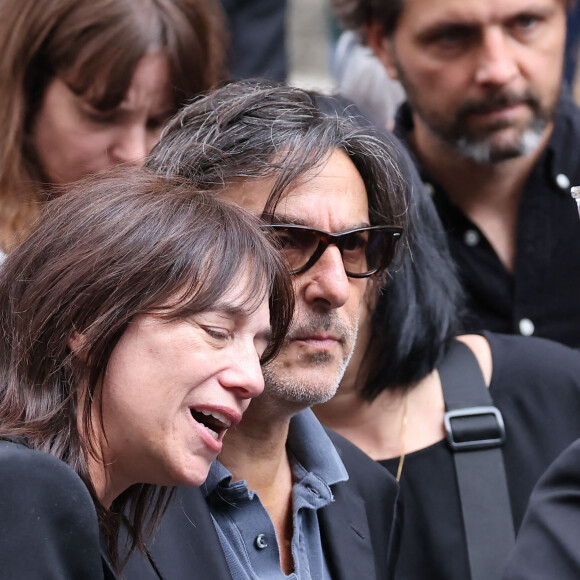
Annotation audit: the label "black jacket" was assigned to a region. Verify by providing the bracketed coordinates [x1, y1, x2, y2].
[0, 440, 110, 579]
[123, 428, 401, 580]
[503, 438, 580, 580]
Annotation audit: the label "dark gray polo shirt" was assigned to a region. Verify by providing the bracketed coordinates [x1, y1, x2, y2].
[202, 409, 348, 579]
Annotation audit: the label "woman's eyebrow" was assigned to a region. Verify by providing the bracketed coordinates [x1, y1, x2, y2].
[211, 303, 262, 320]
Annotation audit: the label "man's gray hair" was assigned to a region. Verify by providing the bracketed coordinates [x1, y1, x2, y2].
[147, 80, 408, 262]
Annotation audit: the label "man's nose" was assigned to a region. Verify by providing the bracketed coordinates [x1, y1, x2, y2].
[474, 28, 519, 86]
[301, 245, 350, 309]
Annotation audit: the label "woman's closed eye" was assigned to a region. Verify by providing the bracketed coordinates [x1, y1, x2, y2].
[146, 113, 172, 133]
[80, 103, 119, 126]
[203, 326, 232, 341]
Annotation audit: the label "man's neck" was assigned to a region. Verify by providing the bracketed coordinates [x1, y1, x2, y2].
[219, 396, 299, 574]
[220, 398, 293, 492]
[411, 117, 553, 271]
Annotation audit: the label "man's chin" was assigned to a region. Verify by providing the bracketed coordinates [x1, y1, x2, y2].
[262, 363, 344, 408]
[452, 124, 546, 164]
[260, 324, 357, 410]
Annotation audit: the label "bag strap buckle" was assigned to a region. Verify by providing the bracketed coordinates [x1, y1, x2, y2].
[444, 406, 506, 451]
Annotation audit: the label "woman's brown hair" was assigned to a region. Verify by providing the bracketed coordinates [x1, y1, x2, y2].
[0, 169, 294, 571]
[0, 0, 227, 253]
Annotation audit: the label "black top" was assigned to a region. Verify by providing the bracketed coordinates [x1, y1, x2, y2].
[394, 90, 580, 349]
[380, 332, 580, 580]
[502, 438, 580, 580]
[0, 440, 108, 579]
[121, 485, 233, 580]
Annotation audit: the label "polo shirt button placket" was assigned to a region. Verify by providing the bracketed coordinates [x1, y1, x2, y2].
[255, 534, 268, 550]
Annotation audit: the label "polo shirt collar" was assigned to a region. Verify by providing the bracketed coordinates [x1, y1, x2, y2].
[201, 409, 348, 498]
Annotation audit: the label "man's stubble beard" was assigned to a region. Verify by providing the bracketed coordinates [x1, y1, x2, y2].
[261, 310, 360, 407]
[452, 115, 547, 164]
[395, 59, 556, 164]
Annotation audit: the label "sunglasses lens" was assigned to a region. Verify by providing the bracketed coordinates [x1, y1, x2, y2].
[340, 230, 371, 274]
[266, 225, 401, 277]
[342, 229, 400, 276]
[268, 227, 321, 272]
[367, 230, 395, 273]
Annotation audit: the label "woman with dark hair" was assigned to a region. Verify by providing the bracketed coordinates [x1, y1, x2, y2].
[314, 169, 580, 580]
[0, 170, 294, 578]
[0, 0, 227, 254]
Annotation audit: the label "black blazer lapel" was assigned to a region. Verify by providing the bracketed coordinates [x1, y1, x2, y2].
[101, 551, 118, 580]
[122, 486, 232, 580]
[100, 535, 118, 580]
[319, 482, 378, 580]
[148, 487, 232, 579]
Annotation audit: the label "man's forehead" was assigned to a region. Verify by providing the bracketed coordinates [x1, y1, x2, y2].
[219, 177, 274, 213]
[397, 0, 564, 30]
[219, 150, 370, 229]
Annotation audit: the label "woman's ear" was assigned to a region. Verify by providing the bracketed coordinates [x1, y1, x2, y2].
[68, 331, 88, 362]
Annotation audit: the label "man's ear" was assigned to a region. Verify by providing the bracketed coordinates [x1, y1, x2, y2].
[365, 21, 400, 81]
[68, 331, 88, 362]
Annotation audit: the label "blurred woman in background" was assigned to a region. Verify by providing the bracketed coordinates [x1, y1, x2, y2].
[0, 0, 227, 253]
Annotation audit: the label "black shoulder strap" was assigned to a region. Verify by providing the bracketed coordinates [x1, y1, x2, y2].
[438, 340, 515, 580]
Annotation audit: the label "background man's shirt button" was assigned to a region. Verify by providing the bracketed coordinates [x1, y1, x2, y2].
[556, 173, 571, 189]
[518, 318, 535, 336]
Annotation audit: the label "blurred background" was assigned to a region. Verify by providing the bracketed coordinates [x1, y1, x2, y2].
[288, 0, 333, 91]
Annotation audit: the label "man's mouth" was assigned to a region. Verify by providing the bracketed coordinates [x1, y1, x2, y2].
[189, 408, 232, 440]
[282, 312, 353, 356]
[471, 101, 524, 115]
[292, 332, 342, 347]
[460, 91, 538, 121]
[468, 103, 527, 125]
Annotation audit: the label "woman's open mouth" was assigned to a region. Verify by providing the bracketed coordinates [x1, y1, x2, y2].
[190, 408, 232, 440]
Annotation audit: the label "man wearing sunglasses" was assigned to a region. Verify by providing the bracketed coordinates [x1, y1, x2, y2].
[122, 82, 409, 579]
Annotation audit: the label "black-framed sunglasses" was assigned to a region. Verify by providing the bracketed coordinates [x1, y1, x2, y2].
[263, 224, 404, 278]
